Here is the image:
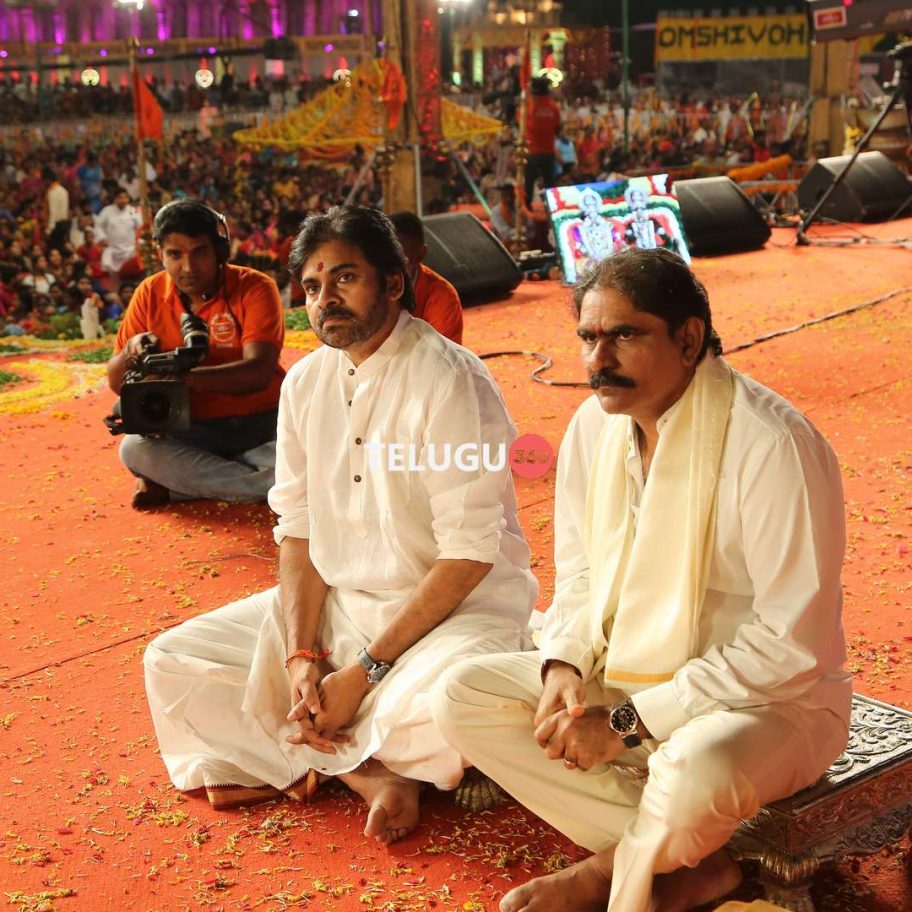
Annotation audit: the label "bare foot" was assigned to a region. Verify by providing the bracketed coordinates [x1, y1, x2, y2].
[652, 849, 743, 912]
[499, 849, 615, 912]
[339, 759, 421, 846]
[131, 478, 170, 510]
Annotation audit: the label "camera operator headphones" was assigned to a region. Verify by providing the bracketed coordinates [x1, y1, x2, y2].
[152, 199, 232, 265]
[152, 199, 240, 333]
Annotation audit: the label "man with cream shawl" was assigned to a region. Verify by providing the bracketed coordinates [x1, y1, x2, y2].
[432, 248, 851, 912]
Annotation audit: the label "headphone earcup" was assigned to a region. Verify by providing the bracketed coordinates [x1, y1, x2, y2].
[216, 235, 231, 264]
[213, 212, 231, 264]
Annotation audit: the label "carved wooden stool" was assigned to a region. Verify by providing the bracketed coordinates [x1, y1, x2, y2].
[729, 694, 912, 911]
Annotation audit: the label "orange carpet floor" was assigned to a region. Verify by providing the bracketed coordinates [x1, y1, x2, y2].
[1, 222, 911, 911]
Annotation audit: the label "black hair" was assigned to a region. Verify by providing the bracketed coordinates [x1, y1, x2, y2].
[288, 205, 415, 312]
[152, 199, 222, 246]
[572, 247, 722, 359]
[388, 210, 424, 244]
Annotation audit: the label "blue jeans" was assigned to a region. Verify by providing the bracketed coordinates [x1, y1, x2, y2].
[119, 409, 278, 503]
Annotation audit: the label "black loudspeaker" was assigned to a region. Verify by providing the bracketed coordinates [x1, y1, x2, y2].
[421, 212, 522, 301]
[797, 151, 911, 223]
[674, 176, 772, 256]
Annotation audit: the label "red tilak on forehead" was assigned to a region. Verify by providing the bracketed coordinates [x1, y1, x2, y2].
[315, 261, 324, 272]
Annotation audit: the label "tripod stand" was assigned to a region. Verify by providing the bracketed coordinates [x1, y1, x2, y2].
[797, 40, 912, 243]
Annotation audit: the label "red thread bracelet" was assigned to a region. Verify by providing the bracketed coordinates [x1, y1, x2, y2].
[285, 647, 331, 668]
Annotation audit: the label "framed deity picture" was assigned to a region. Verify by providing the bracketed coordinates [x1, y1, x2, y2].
[544, 175, 692, 284]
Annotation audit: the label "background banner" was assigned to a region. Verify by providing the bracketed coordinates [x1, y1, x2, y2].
[655, 15, 809, 62]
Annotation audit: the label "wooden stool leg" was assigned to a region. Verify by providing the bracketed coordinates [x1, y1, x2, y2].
[754, 849, 819, 912]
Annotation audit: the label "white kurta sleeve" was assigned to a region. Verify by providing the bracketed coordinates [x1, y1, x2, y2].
[538, 397, 607, 681]
[633, 424, 849, 741]
[418, 365, 515, 564]
[268, 364, 310, 544]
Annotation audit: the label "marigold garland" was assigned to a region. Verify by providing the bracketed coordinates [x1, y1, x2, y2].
[234, 60, 502, 155]
[0, 334, 113, 355]
[0, 359, 106, 416]
[284, 329, 320, 353]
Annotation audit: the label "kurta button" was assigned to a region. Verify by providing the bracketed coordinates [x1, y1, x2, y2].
[348, 368, 355, 375]
[355, 437, 362, 445]
[354, 475, 362, 483]
[347, 400, 352, 406]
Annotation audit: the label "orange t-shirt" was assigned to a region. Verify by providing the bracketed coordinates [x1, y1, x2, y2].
[115, 264, 285, 420]
[526, 96, 561, 155]
[413, 264, 463, 345]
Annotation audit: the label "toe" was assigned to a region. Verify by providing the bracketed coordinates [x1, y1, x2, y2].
[499, 887, 527, 912]
[364, 804, 388, 839]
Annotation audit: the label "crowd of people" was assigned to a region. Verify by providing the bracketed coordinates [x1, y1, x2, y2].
[0, 72, 335, 123]
[0, 76, 805, 335]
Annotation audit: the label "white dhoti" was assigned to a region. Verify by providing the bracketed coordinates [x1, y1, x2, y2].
[431, 651, 849, 912]
[101, 244, 135, 275]
[144, 585, 531, 803]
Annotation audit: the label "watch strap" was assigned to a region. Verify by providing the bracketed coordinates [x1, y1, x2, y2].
[609, 699, 643, 749]
[356, 647, 391, 684]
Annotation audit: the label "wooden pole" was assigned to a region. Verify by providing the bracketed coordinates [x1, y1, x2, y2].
[380, 0, 417, 212]
[128, 32, 150, 224]
[513, 31, 530, 257]
[622, 0, 630, 153]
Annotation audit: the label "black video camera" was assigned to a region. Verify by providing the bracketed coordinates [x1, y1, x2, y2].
[105, 312, 209, 436]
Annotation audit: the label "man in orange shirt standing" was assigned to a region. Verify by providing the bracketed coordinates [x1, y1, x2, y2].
[106, 200, 285, 509]
[525, 76, 561, 207]
[389, 211, 463, 345]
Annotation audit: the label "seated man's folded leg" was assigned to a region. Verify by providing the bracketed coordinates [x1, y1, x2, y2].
[431, 651, 644, 852]
[238, 439, 276, 471]
[144, 587, 303, 805]
[120, 432, 273, 504]
[608, 702, 849, 912]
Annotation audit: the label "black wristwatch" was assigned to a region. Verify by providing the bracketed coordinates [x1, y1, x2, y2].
[608, 698, 642, 749]
[356, 647, 392, 685]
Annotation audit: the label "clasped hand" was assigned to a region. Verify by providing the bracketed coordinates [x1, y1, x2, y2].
[286, 661, 369, 754]
[534, 661, 625, 772]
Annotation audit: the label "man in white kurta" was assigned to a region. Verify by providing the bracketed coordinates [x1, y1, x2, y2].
[431, 248, 851, 912]
[96, 188, 142, 275]
[144, 205, 536, 842]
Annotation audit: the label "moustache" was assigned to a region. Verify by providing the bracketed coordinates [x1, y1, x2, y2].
[589, 370, 636, 390]
[318, 308, 355, 328]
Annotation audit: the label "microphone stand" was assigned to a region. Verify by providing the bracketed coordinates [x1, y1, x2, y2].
[797, 41, 912, 244]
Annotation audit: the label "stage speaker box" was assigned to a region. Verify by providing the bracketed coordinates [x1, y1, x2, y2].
[675, 176, 772, 256]
[797, 151, 911, 223]
[421, 212, 522, 301]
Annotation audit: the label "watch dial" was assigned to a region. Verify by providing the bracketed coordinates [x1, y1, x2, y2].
[612, 704, 637, 734]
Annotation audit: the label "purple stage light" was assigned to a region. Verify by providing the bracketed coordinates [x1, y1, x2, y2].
[100, 49, 108, 58]
[324, 43, 334, 52]
[208, 46, 216, 54]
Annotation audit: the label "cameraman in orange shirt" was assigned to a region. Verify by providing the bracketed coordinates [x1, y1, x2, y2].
[106, 200, 285, 509]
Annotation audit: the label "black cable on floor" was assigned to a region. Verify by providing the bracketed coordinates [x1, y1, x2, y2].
[479, 284, 912, 380]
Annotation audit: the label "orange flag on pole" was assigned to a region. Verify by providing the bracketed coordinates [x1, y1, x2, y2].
[380, 59, 408, 131]
[131, 62, 164, 141]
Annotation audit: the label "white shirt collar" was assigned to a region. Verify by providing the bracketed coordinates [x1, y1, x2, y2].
[340, 310, 413, 379]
